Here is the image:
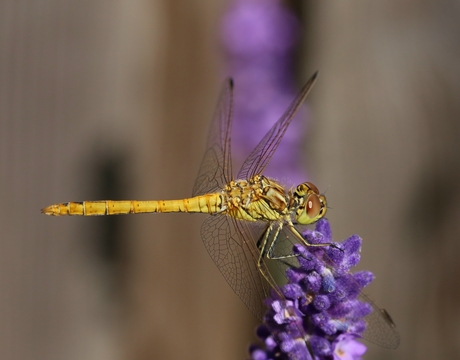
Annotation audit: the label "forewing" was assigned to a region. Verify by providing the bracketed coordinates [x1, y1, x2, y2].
[237, 72, 318, 180]
[200, 214, 274, 320]
[193, 79, 234, 196]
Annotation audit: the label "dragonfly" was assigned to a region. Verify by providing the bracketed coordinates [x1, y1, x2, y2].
[42, 72, 399, 350]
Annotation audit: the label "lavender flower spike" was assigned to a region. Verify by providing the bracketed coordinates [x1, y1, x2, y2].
[250, 219, 373, 360]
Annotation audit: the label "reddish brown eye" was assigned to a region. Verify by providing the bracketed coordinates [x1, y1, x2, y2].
[305, 182, 319, 194]
[306, 194, 321, 217]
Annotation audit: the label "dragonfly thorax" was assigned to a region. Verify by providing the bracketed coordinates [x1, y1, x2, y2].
[223, 175, 289, 222]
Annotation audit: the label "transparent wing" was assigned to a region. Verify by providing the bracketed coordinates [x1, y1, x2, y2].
[194, 79, 284, 320]
[357, 292, 400, 349]
[237, 71, 318, 180]
[192, 79, 234, 196]
[200, 214, 276, 320]
[270, 225, 400, 349]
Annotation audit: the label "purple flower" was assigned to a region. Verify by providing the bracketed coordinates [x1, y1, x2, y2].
[333, 335, 367, 360]
[249, 219, 370, 360]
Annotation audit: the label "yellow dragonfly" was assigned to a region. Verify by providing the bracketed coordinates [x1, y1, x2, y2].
[42, 72, 399, 349]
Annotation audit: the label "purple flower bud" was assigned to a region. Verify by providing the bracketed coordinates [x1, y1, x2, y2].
[353, 271, 374, 288]
[302, 272, 322, 293]
[310, 335, 333, 357]
[313, 295, 331, 311]
[282, 283, 304, 300]
[314, 219, 333, 241]
[332, 334, 367, 360]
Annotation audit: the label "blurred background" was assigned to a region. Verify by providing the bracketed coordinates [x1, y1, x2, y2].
[1, 0, 460, 359]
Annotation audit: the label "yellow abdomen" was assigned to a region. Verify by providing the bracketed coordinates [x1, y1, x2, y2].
[42, 194, 223, 216]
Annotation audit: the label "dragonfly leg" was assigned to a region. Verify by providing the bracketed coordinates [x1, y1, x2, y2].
[256, 225, 273, 260]
[255, 228, 267, 251]
[255, 226, 283, 296]
[286, 223, 333, 248]
[266, 223, 300, 261]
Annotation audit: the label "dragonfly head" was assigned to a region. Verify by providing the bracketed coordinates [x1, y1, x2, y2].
[294, 182, 327, 225]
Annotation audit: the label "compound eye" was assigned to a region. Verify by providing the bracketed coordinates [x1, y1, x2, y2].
[306, 194, 321, 218]
[305, 182, 319, 194]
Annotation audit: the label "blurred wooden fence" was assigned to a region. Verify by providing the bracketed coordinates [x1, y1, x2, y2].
[1, 1, 460, 359]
